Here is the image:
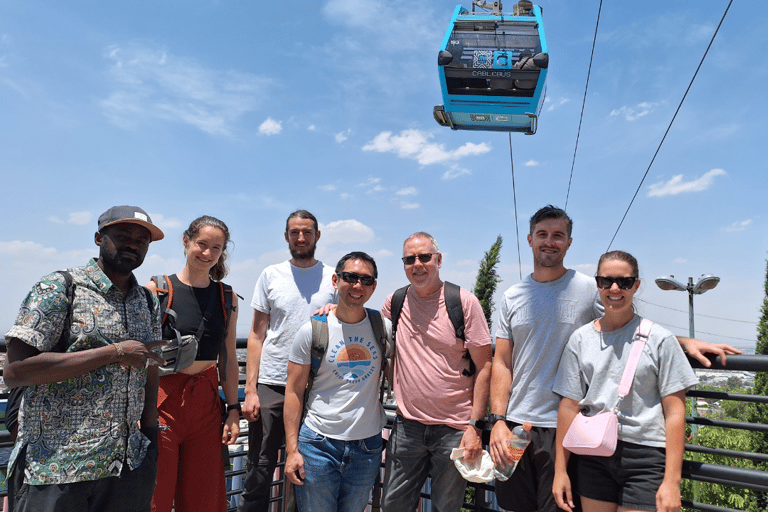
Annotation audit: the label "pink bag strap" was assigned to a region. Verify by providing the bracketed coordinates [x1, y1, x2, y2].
[617, 318, 653, 400]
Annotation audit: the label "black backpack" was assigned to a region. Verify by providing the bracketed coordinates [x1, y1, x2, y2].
[389, 281, 476, 377]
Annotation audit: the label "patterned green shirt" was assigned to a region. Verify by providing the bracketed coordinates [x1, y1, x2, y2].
[5, 258, 161, 485]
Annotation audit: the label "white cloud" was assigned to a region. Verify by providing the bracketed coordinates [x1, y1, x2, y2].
[442, 165, 471, 180]
[724, 219, 752, 232]
[396, 187, 417, 196]
[546, 97, 569, 111]
[401, 202, 419, 209]
[647, 168, 726, 197]
[335, 130, 351, 143]
[674, 258, 688, 264]
[258, 117, 282, 136]
[363, 130, 490, 169]
[149, 213, 183, 230]
[48, 216, 64, 224]
[101, 43, 270, 136]
[319, 219, 375, 245]
[308, 125, 316, 131]
[318, 184, 337, 192]
[610, 102, 660, 121]
[68, 211, 92, 225]
[525, 159, 539, 167]
[356, 177, 381, 188]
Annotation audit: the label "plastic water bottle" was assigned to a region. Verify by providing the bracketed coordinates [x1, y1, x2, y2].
[494, 422, 533, 481]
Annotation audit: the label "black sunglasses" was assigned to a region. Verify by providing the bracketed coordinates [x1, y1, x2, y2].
[337, 272, 376, 286]
[401, 253, 436, 265]
[595, 276, 637, 290]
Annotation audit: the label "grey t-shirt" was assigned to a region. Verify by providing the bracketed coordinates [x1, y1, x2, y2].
[496, 270, 602, 427]
[251, 260, 337, 386]
[290, 311, 390, 440]
[553, 314, 699, 448]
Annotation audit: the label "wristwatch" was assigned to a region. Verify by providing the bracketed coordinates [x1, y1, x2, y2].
[469, 419, 486, 430]
[226, 403, 242, 415]
[487, 414, 507, 427]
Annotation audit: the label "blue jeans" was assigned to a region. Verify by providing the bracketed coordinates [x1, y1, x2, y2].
[382, 415, 467, 512]
[294, 423, 383, 512]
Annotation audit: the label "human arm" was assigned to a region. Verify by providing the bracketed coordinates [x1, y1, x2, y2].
[243, 309, 269, 422]
[552, 397, 580, 512]
[459, 343, 492, 462]
[489, 336, 514, 467]
[312, 303, 337, 316]
[657, 390, 686, 512]
[676, 337, 741, 367]
[220, 293, 241, 445]
[3, 337, 166, 388]
[284, 360, 310, 485]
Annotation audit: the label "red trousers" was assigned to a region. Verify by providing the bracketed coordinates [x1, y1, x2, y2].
[151, 365, 226, 512]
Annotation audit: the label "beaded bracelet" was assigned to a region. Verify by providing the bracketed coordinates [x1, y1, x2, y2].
[114, 343, 125, 362]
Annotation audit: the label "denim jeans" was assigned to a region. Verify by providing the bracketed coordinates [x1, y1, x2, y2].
[294, 423, 383, 512]
[381, 415, 467, 512]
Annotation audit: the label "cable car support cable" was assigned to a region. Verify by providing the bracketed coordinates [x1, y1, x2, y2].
[564, 0, 603, 211]
[605, 0, 734, 252]
[509, 133, 523, 280]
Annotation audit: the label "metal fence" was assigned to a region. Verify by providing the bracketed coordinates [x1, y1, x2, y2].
[0, 340, 766, 512]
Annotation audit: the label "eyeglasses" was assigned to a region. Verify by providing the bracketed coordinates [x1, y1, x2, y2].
[401, 253, 437, 265]
[337, 272, 376, 286]
[595, 276, 638, 290]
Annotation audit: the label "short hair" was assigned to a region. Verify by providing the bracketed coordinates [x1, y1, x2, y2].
[335, 251, 378, 279]
[285, 210, 318, 233]
[184, 215, 232, 281]
[597, 250, 640, 278]
[529, 205, 573, 238]
[402, 232, 440, 254]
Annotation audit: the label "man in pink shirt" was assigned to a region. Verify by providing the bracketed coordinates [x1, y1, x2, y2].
[380, 232, 493, 512]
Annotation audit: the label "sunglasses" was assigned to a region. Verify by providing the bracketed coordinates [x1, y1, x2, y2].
[401, 253, 436, 265]
[595, 276, 638, 290]
[337, 271, 376, 286]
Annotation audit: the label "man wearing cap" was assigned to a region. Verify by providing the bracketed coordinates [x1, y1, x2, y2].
[4, 205, 167, 512]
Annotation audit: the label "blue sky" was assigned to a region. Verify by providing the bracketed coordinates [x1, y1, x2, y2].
[2, 0, 765, 351]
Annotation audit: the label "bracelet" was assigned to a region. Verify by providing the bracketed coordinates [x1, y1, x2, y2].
[114, 343, 125, 362]
[226, 403, 242, 415]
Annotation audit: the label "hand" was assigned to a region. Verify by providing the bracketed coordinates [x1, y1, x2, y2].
[552, 469, 574, 512]
[489, 421, 513, 467]
[118, 340, 167, 368]
[285, 450, 305, 485]
[312, 303, 336, 316]
[656, 478, 682, 512]
[242, 391, 261, 422]
[682, 338, 741, 367]
[222, 412, 241, 445]
[459, 425, 483, 462]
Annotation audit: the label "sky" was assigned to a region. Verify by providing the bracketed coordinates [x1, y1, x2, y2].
[2, 0, 766, 352]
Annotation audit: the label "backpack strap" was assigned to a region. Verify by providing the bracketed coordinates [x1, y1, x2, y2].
[444, 281, 475, 378]
[365, 308, 392, 401]
[53, 270, 76, 353]
[152, 275, 173, 326]
[303, 315, 330, 416]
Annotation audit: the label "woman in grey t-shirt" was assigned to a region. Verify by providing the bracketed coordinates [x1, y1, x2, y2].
[552, 250, 697, 512]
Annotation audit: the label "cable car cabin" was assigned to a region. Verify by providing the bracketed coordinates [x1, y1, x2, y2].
[433, 0, 548, 134]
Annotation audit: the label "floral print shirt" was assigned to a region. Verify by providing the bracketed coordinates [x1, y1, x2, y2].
[5, 258, 161, 485]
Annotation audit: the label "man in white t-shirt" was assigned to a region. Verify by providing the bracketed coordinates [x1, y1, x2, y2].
[284, 251, 391, 512]
[489, 205, 741, 512]
[381, 232, 493, 512]
[239, 210, 338, 512]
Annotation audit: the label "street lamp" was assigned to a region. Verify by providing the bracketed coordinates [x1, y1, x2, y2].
[654, 274, 720, 338]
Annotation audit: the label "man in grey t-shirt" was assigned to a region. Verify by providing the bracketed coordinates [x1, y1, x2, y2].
[239, 210, 337, 512]
[489, 205, 740, 512]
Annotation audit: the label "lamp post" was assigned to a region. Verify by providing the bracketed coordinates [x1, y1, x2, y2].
[654, 274, 720, 338]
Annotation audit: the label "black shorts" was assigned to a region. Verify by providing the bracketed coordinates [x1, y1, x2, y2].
[494, 423, 580, 512]
[576, 440, 666, 511]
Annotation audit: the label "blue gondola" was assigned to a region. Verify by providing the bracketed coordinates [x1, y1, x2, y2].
[433, 0, 548, 134]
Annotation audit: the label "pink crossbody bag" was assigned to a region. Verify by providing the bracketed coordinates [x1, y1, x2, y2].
[562, 318, 653, 457]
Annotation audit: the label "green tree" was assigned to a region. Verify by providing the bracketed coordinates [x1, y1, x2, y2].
[473, 235, 503, 330]
[749, 255, 768, 510]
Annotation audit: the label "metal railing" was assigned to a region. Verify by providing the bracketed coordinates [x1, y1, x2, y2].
[0, 340, 766, 512]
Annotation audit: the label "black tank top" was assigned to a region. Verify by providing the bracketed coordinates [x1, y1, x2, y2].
[161, 274, 227, 361]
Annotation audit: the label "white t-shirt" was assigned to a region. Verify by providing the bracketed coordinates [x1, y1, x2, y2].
[496, 270, 603, 428]
[251, 260, 337, 386]
[553, 315, 699, 447]
[289, 311, 390, 440]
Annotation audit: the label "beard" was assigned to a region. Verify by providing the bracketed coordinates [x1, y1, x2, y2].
[290, 243, 316, 260]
